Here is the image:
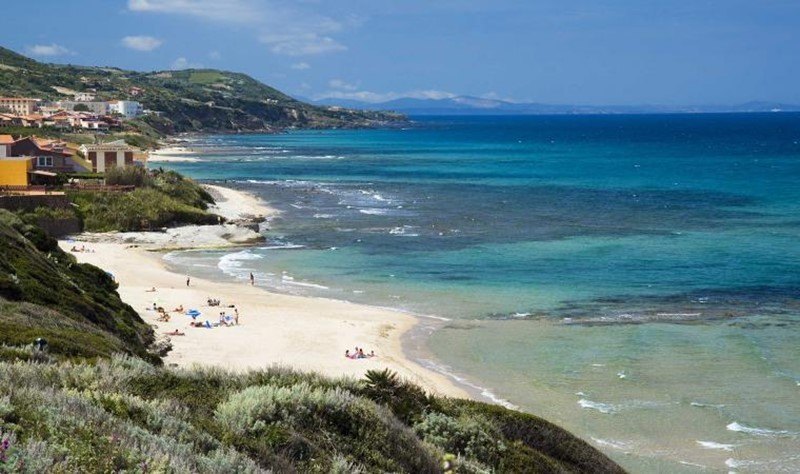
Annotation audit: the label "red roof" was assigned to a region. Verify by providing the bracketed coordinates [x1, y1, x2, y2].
[0, 134, 14, 145]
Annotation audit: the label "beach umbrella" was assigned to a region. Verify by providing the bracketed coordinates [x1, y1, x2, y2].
[186, 309, 201, 319]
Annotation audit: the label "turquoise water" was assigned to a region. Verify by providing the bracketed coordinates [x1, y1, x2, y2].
[160, 115, 800, 472]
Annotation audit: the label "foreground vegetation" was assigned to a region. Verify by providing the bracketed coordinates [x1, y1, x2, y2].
[66, 167, 219, 232]
[0, 355, 624, 473]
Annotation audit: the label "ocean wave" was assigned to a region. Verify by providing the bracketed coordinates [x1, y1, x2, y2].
[359, 208, 391, 215]
[257, 244, 305, 250]
[417, 358, 518, 410]
[727, 422, 797, 437]
[696, 440, 736, 451]
[578, 399, 618, 414]
[690, 401, 726, 408]
[590, 437, 633, 451]
[217, 250, 263, 277]
[281, 275, 329, 290]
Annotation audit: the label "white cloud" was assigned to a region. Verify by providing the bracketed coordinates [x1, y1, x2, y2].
[129, 0, 352, 56]
[121, 35, 163, 51]
[127, 0, 261, 23]
[328, 79, 358, 91]
[170, 57, 203, 70]
[26, 43, 74, 56]
[315, 89, 457, 103]
[290, 62, 310, 70]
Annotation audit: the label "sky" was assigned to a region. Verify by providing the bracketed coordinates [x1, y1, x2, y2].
[3, 0, 799, 105]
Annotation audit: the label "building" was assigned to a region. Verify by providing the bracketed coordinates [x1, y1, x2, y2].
[0, 98, 38, 115]
[80, 140, 138, 173]
[9, 137, 83, 174]
[0, 157, 33, 186]
[109, 100, 142, 119]
[74, 92, 96, 101]
[57, 101, 109, 115]
[0, 135, 13, 158]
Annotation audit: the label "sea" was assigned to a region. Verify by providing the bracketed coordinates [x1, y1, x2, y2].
[156, 114, 800, 473]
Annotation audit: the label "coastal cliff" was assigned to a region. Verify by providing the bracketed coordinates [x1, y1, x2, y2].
[0, 46, 405, 135]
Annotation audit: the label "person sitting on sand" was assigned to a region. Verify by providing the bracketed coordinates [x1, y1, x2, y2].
[164, 329, 185, 336]
[357, 348, 366, 359]
[369, 350, 376, 358]
[145, 287, 156, 293]
[173, 305, 184, 312]
[345, 350, 353, 359]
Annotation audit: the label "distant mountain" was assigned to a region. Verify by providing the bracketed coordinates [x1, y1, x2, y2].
[310, 95, 800, 116]
[0, 46, 404, 134]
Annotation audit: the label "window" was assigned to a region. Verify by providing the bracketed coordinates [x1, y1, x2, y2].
[37, 156, 53, 167]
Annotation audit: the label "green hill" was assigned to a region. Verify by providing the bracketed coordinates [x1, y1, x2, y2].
[0, 46, 404, 134]
[0, 210, 158, 362]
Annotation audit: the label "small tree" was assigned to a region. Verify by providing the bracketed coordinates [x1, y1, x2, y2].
[73, 104, 90, 112]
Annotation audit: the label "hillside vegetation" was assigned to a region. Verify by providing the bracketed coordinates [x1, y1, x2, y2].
[67, 168, 219, 232]
[0, 211, 157, 362]
[0, 46, 404, 134]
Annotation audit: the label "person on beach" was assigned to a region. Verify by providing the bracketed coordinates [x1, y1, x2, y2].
[234, 308, 239, 325]
[186, 276, 191, 287]
[146, 287, 156, 292]
[250, 272, 255, 286]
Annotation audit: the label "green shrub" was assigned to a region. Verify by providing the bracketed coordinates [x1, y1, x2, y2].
[104, 166, 153, 187]
[414, 412, 505, 464]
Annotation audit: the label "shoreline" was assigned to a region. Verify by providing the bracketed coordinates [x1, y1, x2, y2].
[60, 185, 468, 399]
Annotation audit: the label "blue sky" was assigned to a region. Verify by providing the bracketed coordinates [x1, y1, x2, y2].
[3, 0, 799, 105]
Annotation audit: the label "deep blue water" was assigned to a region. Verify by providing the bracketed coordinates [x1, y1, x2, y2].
[161, 114, 800, 321]
[159, 114, 800, 471]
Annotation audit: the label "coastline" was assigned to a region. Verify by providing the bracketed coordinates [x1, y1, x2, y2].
[59, 184, 468, 399]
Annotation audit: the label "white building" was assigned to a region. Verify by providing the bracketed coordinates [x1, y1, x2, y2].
[80, 140, 138, 173]
[74, 92, 96, 101]
[58, 101, 109, 115]
[109, 100, 142, 119]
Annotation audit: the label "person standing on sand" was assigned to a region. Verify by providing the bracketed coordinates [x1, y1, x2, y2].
[249, 272, 255, 286]
[186, 276, 191, 287]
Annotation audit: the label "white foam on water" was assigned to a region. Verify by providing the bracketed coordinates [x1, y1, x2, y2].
[313, 213, 335, 219]
[359, 208, 391, 215]
[417, 358, 518, 410]
[726, 422, 796, 437]
[217, 250, 263, 277]
[511, 312, 531, 318]
[690, 401, 726, 408]
[281, 274, 329, 290]
[257, 244, 305, 250]
[578, 399, 618, 414]
[697, 440, 736, 451]
[590, 437, 632, 451]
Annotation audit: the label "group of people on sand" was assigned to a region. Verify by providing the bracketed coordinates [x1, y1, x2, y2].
[345, 347, 376, 359]
[217, 308, 239, 326]
[69, 245, 94, 253]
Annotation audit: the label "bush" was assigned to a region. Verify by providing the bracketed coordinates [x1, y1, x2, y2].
[414, 412, 505, 464]
[104, 166, 153, 187]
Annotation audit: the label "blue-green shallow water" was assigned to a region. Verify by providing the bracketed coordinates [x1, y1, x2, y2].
[159, 115, 800, 472]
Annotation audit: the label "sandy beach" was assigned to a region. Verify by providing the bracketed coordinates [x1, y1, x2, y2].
[60, 185, 466, 398]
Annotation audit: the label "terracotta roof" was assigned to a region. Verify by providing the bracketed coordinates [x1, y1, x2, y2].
[0, 135, 14, 145]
